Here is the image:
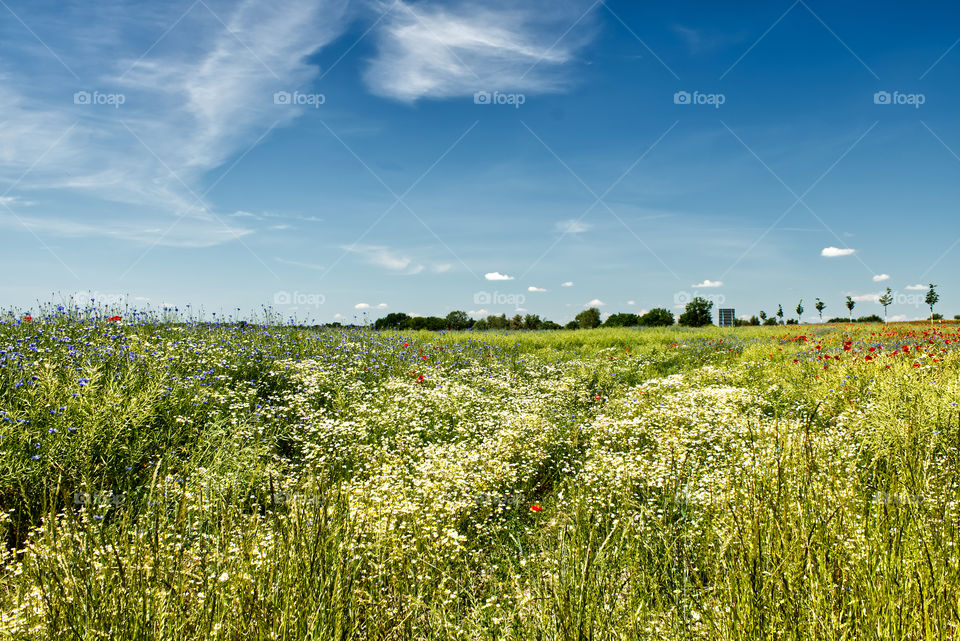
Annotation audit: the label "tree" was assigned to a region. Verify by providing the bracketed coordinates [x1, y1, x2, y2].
[926, 284, 939, 322]
[604, 312, 639, 327]
[523, 314, 542, 330]
[878, 288, 893, 323]
[373, 312, 411, 330]
[795, 299, 804, 324]
[564, 320, 579, 330]
[574, 307, 602, 329]
[486, 314, 508, 330]
[759, 310, 768, 323]
[845, 296, 855, 321]
[678, 297, 713, 327]
[748, 315, 760, 326]
[776, 304, 784, 325]
[508, 314, 523, 330]
[815, 298, 825, 322]
[638, 308, 674, 327]
[445, 310, 471, 330]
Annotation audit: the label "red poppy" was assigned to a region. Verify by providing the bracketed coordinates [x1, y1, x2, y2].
[108, 315, 121, 322]
[530, 504, 543, 512]
[23, 315, 31, 322]
[416, 374, 425, 382]
[402, 342, 409, 347]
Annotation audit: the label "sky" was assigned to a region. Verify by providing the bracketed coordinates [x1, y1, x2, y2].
[1, 0, 958, 324]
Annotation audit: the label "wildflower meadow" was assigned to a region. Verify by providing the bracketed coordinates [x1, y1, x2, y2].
[1, 306, 958, 639]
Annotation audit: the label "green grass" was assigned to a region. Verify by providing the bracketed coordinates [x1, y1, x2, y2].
[1, 315, 959, 639]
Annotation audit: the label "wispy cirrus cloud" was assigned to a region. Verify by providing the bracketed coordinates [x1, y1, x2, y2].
[364, 0, 597, 102]
[0, 0, 350, 247]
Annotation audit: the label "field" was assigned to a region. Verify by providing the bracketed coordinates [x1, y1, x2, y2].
[1, 310, 959, 639]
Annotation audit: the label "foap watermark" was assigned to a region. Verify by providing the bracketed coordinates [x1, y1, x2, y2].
[673, 90, 725, 109]
[473, 291, 526, 306]
[73, 90, 125, 108]
[274, 90, 325, 108]
[873, 90, 925, 108]
[473, 90, 526, 109]
[273, 291, 326, 308]
[674, 290, 726, 306]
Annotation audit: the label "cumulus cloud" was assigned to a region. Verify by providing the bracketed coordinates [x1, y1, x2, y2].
[561, 281, 574, 287]
[354, 302, 388, 310]
[692, 279, 723, 288]
[822, 247, 856, 257]
[872, 274, 890, 282]
[468, 309, 488, 317]
[905, 284, 926, 291]
[851, 293, 879, 303]
[586, 299, 605, 307]
[528, 286, 546, 292]
[485, 271, 514, 281]
[627, 300, 635, 305]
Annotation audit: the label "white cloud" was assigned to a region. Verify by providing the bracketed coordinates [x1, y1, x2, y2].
[364, 0, 595, 102]
[555, 219, 590, 234]
[342, 245, 425, 274]
[514, 307, 527, 312]
[355, 302, 388, 310]
[821, 246, 856, 257]
[468, 309, 488, 317]
[485, 271, 514, 281]
[0, 0, 351, 247]
[905, 284, 926, 291]
[692, 279, 723, 288]
[872, 273, 890, 282]
[275, 257, 325, 270]
[851, 293, 879, 303]
[561, 281, 574, 287]
[586, 299, 605, 307]
[627, 300, 635, 305]
[528, 286, 546, 292]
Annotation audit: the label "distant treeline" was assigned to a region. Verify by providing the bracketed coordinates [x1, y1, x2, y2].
[371, 307, 679, 331]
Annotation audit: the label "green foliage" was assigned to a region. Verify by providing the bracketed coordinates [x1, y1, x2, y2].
[639, 308, 675, 327]
[603, 312, 639, 327]
[678, 297, 713, 327]
[574, 307, 602, 329]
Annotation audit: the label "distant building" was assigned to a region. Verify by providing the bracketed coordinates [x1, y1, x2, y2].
[718, 308, 735, 327]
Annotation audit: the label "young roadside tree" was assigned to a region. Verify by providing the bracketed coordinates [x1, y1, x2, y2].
[678, 297, 713, 327]
[574, 307, 602, 329]
[926, 284, 940, 322]
[759, 310, 767, 323]
[796, 300, 804, 324]
[776, 304, 784, 325]
[815, 298, 826, 322]
[878, 288, 893, 323]
[846, 296, 855, 321]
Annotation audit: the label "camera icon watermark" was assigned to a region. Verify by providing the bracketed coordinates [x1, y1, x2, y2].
[473, 90, 526, 109]
[473, 291, 525, 306]
[673, 290, 725, 306]
[273, 290, 325, 308]
[673, 90, 725, 109]
[873, 90, 925, 108]
[274, 90, 325, 108]
[73, 90, 126, 108]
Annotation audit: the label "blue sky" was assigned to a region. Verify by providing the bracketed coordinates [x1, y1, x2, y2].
[1, 0, 958, 323]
